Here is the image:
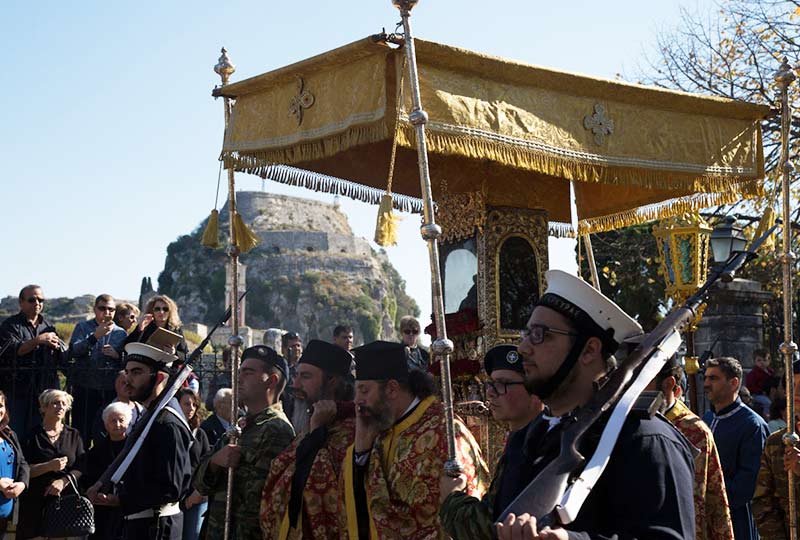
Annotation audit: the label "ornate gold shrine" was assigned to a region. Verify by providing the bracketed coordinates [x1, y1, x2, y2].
[432, 192, 549, 467]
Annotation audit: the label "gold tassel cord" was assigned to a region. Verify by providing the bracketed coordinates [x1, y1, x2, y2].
[232, 212, 260, 253]
[201, 209, 221, 249]
[753, 205, 776, 252]
[374, 194, 401, 246]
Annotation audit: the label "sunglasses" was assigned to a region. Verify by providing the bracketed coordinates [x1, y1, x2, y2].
[96, 305, 116, 312]
[520, 324, 578, 346]
[153, 307, 169, 313]
[26, 297, 45, 304]
[403, 329, 420, 335]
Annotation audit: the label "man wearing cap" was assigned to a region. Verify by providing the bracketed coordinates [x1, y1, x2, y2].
[194, 345, 294, 540]
[341, 340, 489, 540]
[753, 360, 800, 539]
[496, 270, 696, 540]
[88, 342, 193, 540]
[646, 357, 734, 540]
[440, 344, 544, 540]
[260, 339, 355, 540]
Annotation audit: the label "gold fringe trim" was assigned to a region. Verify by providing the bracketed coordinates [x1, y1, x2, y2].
[577, 183, 765, 235]
[232, 212, 260, 253]
[397, 125, 762, 193]
[225, 121, 389, 168]
[201, 209, 221, 249]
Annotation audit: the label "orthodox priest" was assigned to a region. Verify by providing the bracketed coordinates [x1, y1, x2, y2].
[496, 270, 696, 540]
[88, 342, 193, 540]
[341, 340, 489, 540]
[260, 339, 355, 540]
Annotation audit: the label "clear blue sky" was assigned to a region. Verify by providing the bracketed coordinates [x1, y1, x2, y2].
[2, 0, 714, 325]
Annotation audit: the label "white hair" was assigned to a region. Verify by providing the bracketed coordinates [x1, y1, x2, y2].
[213, 388, 233, 407]
[102, 401, 133, 424]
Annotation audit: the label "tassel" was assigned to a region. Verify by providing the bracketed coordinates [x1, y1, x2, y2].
[374, 194, 401, 246]
[753, 205, 776, 252]
[232, 212, 260, 253]
[201, 209, 221, 249]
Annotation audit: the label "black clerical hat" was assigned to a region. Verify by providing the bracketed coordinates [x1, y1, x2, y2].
[484, 345, 524, 375]
[299, 339, 352, 377]
[354, 341, 408, 381]
[242, 345, 287, 377]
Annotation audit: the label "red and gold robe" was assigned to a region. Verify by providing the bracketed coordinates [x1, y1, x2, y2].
[260, 416, 356, 540]
[665, 399, 734, 540]
[340, 396, 489, 540]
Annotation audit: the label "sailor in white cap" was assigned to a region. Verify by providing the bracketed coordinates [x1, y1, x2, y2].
[90, 342, 193, 540]
[496, 270, 697, 540]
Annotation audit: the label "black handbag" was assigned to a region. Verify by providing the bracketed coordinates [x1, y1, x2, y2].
[41, 473, 95, 537]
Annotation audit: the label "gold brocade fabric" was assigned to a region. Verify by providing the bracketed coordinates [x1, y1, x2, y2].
[219, 38, 767, 232]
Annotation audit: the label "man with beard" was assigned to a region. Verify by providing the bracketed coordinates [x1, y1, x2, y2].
[496, 270, 696, 540]
[341, 340, 489, 539]
[88, 342, 193, 540]
[193, 345, 294, 540]
[439, 344, 544, 539]
[260, 339, 355, 540]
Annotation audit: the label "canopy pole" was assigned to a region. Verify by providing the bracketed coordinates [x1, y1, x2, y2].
[776, 57, 799, 540]
[214, 47, 243, 540]
[582, 234, 601, 290]
[392, 0, 461, 476]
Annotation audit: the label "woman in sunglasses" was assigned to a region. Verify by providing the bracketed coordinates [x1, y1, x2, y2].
[400, 315, 430, 372]
[125, 295, 188, 360]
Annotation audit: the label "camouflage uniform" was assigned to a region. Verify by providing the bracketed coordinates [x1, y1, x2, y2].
[753, 428, 800, 540]
[194, 403, 294, 540]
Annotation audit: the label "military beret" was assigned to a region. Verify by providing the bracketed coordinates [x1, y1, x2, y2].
[484, 345, 524, 375]
[299, 339, 352, 377]
[242, 345, 287, 377]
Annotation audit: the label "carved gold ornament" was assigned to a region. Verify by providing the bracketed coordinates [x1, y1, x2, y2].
[289, 77, 315, 126]
[583, 104, 614, 145]
[435, 187, 485, 243]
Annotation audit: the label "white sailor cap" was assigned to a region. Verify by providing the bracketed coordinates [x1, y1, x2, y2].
[125, 342, 177, 369]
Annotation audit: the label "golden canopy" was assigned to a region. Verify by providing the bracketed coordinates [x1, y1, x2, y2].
[217, 37, 768, 235]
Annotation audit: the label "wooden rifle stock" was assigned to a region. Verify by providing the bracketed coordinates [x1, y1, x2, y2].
[497, 225, 777, 527]
[96, 293, 245, 491]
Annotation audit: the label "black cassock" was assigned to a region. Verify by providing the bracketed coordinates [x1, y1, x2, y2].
[499, 412, 697, 540]
[117, 403, 192, 540]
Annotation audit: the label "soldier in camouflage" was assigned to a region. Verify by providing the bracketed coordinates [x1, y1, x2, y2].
[193, 345, 294, 540]
[753, 359, 800, 540]
[439, 344, 543, 540]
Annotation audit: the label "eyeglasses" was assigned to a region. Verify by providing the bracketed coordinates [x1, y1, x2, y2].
[26, 297, 45, 304]
[520, 324, 578, 346]
[484, 380, 526, 396]
[96, 306, 116, 312]
[403, 329, 420, 335]
[153, 307, 169, 313]
[126, 314, 137, 320]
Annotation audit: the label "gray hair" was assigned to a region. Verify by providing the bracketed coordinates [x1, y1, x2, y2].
[38, 389, 73, 411]
[213, 388, 233, 407]
[102, 401, 133, 424]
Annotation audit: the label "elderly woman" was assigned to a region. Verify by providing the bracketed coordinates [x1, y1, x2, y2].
[113, 303, 140, 334]
[176, 389, 209, 540]
[0, 390, 30, 538]
[81, 402, 131, 540]
[17, 389, 85, 540]
[124, 295, 188, 359]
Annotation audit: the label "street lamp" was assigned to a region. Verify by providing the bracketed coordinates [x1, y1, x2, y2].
[710, 216, 748, 264]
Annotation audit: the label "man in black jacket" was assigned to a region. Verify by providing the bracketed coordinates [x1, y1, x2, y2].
[200, 387, 233, 447]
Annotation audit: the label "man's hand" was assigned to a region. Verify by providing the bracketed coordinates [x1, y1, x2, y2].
[102, 344, 120, 359]
[184, 489, 205, 509]
[309, 400, 337, 432]
[44, 477, 67, 497]
[95, 492, 120, 507]
[2, 481, 25, 499]
[784, 445, 800, 475]
[49, 456, 68, 473]
[38, 332, 61, 350]
[210, 444, 241, 469]
[496, 513, 569, 540]
[86, 481, 102, 503]
[95, 320, 114, 339]
[439, 473, 467, 504]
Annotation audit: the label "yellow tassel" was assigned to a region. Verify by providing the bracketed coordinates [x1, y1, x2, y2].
[753, 205, 776, 252]
[232, 212, 260, 253]
[374, 194, 401, 246]
[201, 209, 221, 249]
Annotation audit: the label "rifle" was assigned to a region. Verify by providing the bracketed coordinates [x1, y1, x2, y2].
[97, 292, 246, 490]
[497, 226, 777, 528]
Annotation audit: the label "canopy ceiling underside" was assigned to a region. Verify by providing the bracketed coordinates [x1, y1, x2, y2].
[219, 37, 769, 235]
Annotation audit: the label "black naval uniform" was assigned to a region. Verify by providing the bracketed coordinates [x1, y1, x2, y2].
[513, 411, 697, 540]
[118, 398, 193, 540]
